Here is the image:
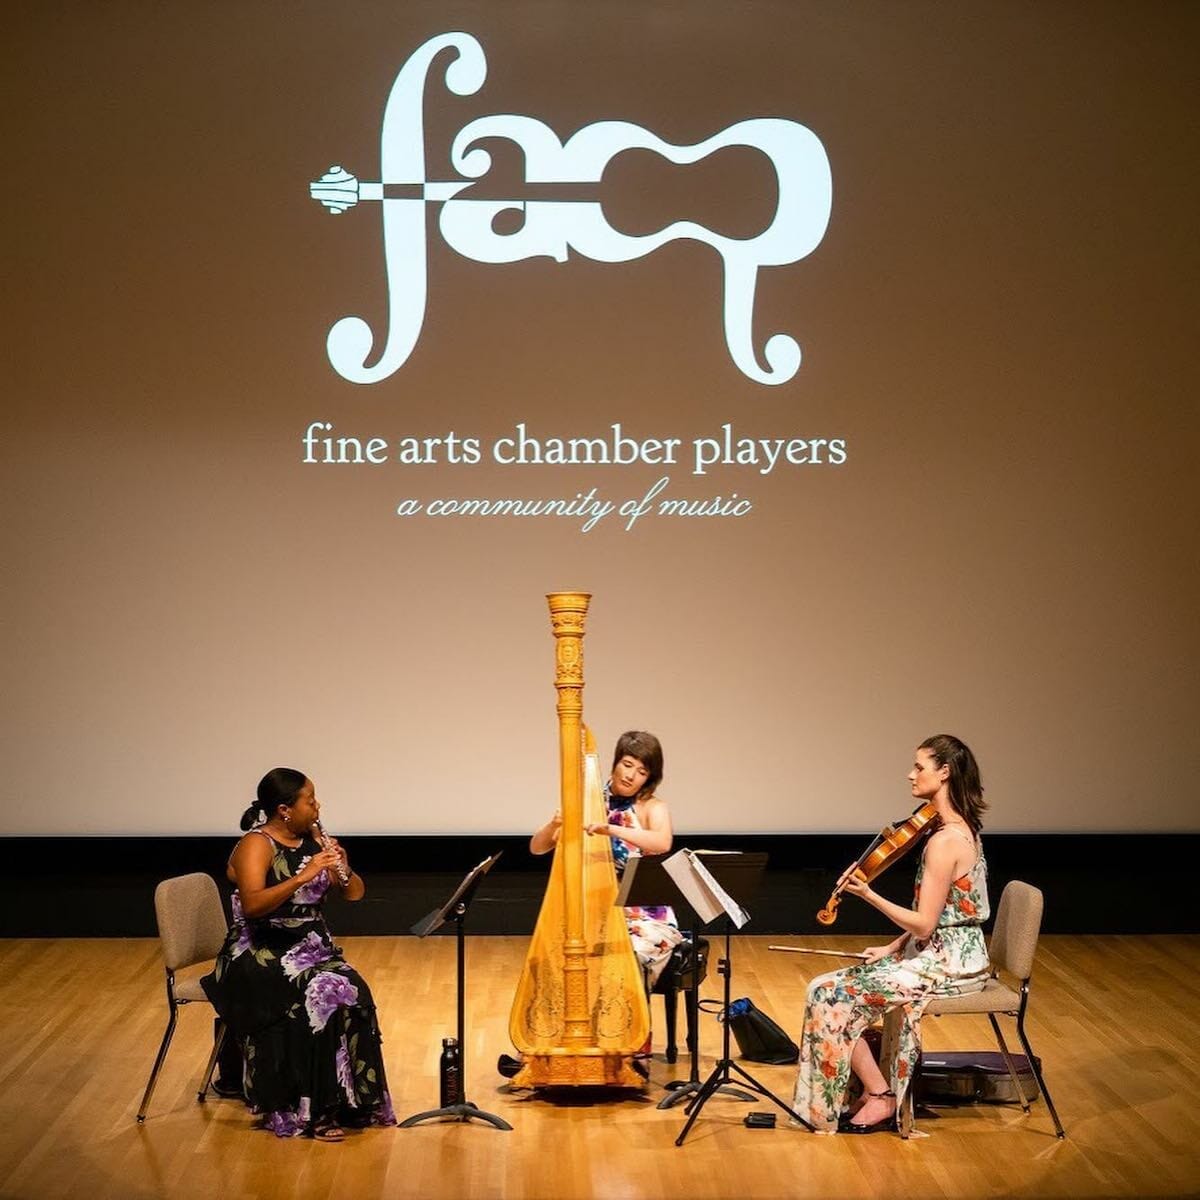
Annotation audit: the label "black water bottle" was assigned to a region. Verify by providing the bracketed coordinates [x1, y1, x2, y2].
[439, 1037, 462, 1107]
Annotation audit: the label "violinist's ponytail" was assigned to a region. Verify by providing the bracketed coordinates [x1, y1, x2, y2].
[919, 734, 987, 833]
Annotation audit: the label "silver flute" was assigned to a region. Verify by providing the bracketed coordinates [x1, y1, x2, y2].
[313, 819, 351, 885]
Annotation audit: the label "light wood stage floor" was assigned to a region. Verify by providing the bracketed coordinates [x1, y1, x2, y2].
[1, 934, 1196, 1200]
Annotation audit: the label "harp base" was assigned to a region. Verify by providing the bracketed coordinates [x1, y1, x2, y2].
[512, 1049, 647, 1089]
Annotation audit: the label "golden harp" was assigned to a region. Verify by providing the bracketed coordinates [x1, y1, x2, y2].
[508, 592, 651, 1087]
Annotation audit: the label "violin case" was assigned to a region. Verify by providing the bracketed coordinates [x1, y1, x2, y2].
[915, 1052, 1041, 1104]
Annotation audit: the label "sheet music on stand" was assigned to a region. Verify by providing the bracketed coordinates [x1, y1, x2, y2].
[663, 849, 750, 929]
[410, 852, 502, 937]
[657, 847, 804, 1142]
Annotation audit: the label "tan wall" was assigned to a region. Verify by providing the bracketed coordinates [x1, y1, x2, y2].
[5, 3, 1197, 834]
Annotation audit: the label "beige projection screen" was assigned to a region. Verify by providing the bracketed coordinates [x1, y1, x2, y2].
[5, 3, 1197, 835]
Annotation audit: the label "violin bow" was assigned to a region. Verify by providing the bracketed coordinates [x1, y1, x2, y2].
[768, 945, 868, 960]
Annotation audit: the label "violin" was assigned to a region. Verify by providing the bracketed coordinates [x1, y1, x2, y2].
[816, 801, 941, 925]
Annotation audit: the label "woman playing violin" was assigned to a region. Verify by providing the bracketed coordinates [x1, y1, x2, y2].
[793, 734, 990, 1134]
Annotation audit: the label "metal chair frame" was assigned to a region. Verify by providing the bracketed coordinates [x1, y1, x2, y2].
[136, 873, 229, 1123]
[902, 881, 1066, 1139]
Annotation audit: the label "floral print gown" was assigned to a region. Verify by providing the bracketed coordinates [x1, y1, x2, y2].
[792, 836, 990, 1132]
[607, 788, 683, 987]
[201, 830, 395, 1136]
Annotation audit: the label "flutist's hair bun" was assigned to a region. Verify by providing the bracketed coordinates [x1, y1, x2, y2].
[242, 767, 307, 830]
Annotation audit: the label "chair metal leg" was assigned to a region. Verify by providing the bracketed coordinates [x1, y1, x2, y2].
[1015, 1011, 1066, 1139]
[137, 997, 180, 1123]
[987, 1013, 1032, 1113]
[197, 1020, 226, 1103]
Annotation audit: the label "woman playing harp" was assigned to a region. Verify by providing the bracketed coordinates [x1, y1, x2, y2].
[532, 731, 682, 987]
[507, 593, 659, 1087]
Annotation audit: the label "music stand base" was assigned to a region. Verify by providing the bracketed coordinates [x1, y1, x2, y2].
[403, 854, 509, 1134]
[676, 1057, 809, 1144]
[658, 1078, 756, 1109]
[399, 1100, 512, 1131]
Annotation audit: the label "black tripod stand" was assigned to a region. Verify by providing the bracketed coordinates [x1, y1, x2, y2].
[675, 916, 809, 1144]
[400, 853, 512, 1131]
[615, 855, 732, 1109]
[664, 850, 809, 1145]
[658, 923, 759, 1110]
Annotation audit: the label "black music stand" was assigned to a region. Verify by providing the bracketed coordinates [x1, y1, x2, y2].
[667, 851, 811, 1146]
[399, 852, 512, 1131]
[616, 855, 752, 1109]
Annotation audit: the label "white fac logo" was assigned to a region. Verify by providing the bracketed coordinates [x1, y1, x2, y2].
[310, 32, 832, 387]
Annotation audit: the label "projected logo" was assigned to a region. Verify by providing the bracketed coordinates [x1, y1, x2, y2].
[309, 32, 832, 386]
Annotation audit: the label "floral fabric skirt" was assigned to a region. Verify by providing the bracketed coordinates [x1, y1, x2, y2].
[791, 926, 987, 1132]
[203, 913, 395, 1136]
[624, 904, 684, 987]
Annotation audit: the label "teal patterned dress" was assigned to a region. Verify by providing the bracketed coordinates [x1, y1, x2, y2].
[792, 835, 990, 1132]
[201, 829, 395, 1137]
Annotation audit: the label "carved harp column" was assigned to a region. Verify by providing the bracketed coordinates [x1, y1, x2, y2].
[549, 592, 592, 1047]
[508, 592, 650, 1087]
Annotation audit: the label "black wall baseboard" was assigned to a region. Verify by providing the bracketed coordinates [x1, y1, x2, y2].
[4, 833, 1194, 939]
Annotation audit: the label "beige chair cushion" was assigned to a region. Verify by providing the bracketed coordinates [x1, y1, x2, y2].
[173, 964, 217, 1003]
[925, 880, 1044, 1019]
[927, 976, 1020, 1015]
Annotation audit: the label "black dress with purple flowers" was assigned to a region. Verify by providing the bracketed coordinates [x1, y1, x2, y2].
[201, 829, 395, 1136]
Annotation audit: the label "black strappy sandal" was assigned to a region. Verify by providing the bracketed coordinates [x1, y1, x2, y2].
[311, 1118, 346, 1142]
[840, 1089, 896, 1134]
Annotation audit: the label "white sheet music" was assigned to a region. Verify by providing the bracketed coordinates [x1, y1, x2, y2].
[663, 848, 750, 928]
